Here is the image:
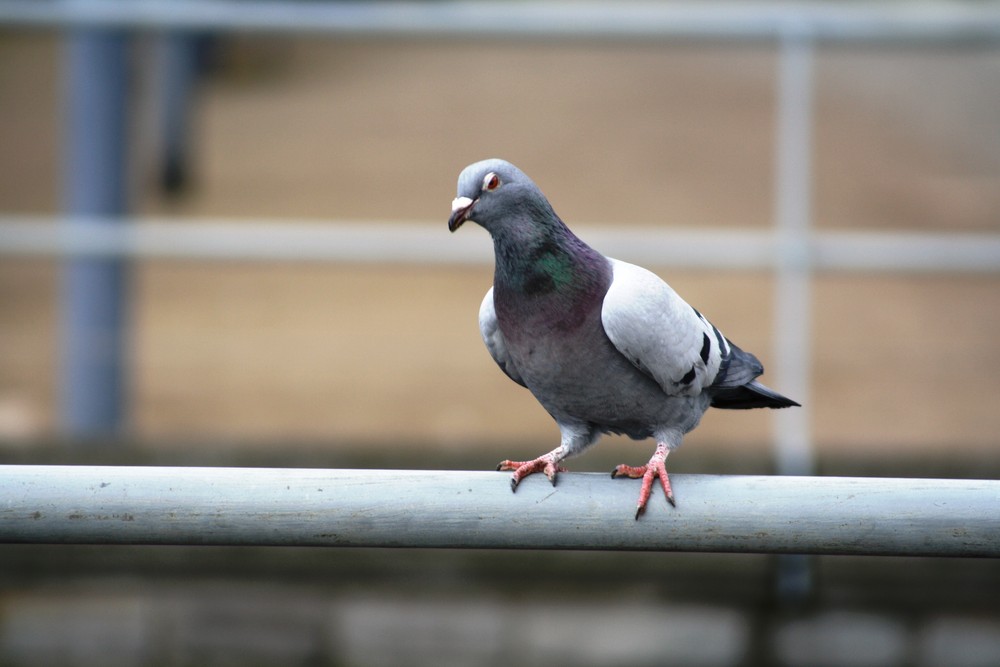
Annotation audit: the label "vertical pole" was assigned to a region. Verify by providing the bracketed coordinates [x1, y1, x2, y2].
[773, 31, 815, 481]
[158, 32, 200, 194]
[772, 28, 816, 601]
[61, 28, 131, 437]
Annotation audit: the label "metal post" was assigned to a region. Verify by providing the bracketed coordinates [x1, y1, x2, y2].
[158, 32, 201, 194]
[773, 29, 815, 477]
[61, 27, 131, 437]
[772, 27, 816, 600]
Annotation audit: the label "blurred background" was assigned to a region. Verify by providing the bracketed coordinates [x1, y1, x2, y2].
[1, 2, 999, 666]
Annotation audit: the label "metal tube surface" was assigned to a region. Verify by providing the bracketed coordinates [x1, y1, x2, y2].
[2, 219, 999, 272]
[61, 29, 132, 437]
[1, 2, 1000, 43]
[1, 466, 998, 556]
[772, 32, 815, 479]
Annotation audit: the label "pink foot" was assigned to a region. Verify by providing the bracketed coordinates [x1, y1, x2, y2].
[498, 454, 568, 491]
[611, 442, 675, 519]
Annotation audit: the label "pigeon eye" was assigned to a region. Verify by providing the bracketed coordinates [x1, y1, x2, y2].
[483, 173, 500, 191]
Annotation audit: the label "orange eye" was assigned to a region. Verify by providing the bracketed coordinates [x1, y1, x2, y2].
[483, 173, 500, 191]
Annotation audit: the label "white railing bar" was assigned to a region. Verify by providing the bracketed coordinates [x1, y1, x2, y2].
[2, 465, 998, 556]
[0, 217, 494, 266]
[2, 218, 999, 273]
[1, 1, 1000, 43]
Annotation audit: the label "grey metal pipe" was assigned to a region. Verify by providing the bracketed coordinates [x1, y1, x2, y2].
[61, 29, 132, 437]
[772, 32, 815, 479]
[2, 2, 1000, 43]
[1, 466, 998, 556]
[3, 218, 1000, 272]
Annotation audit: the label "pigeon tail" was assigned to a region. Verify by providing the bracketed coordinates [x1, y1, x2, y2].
[709, 380, 800, 410]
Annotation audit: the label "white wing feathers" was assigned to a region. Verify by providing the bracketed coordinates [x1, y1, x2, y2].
[601, 258, 728, 397]
[478, 288, 527, 387]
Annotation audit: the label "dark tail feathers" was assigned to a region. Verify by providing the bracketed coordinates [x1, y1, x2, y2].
[710, 380, 800, 410]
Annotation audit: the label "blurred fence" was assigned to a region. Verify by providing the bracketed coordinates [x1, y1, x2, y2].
[1, 1, 1000, 479]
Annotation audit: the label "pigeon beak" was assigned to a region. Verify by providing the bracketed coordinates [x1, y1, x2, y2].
[448, 196, 476, 232]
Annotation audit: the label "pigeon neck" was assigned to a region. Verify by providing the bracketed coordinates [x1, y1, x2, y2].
[492, 220, 609, 302]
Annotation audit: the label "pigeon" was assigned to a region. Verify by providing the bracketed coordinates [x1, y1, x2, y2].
[448, 159, 799, 518]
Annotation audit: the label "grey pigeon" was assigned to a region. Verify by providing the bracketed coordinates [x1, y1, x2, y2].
[448, 159, 799, 518]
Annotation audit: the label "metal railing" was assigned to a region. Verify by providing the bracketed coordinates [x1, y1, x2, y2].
[3, 217, 1000, 271]
[3, 1, 1000, 42]
[4, 465, 999, 557]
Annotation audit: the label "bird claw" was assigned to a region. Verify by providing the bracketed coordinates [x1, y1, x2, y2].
[498, 456, 567, 492]
[612, 442, 675, 519]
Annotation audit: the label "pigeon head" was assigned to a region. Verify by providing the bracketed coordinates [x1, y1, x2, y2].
[447, 159, 556, 234]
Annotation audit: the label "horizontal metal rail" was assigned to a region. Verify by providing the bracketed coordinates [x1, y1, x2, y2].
[1, 465, 998, 556]
[2, 218, 999, 272]
[2, 1, 1000, 43]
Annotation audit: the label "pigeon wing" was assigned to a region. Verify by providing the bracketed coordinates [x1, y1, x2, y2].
[478, 287, 527, 388]
[601, 259, 729, 397]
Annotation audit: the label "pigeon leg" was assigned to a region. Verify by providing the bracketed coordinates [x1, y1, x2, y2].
[611, 442, 675, 519]
[498, 447, 569, 492]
